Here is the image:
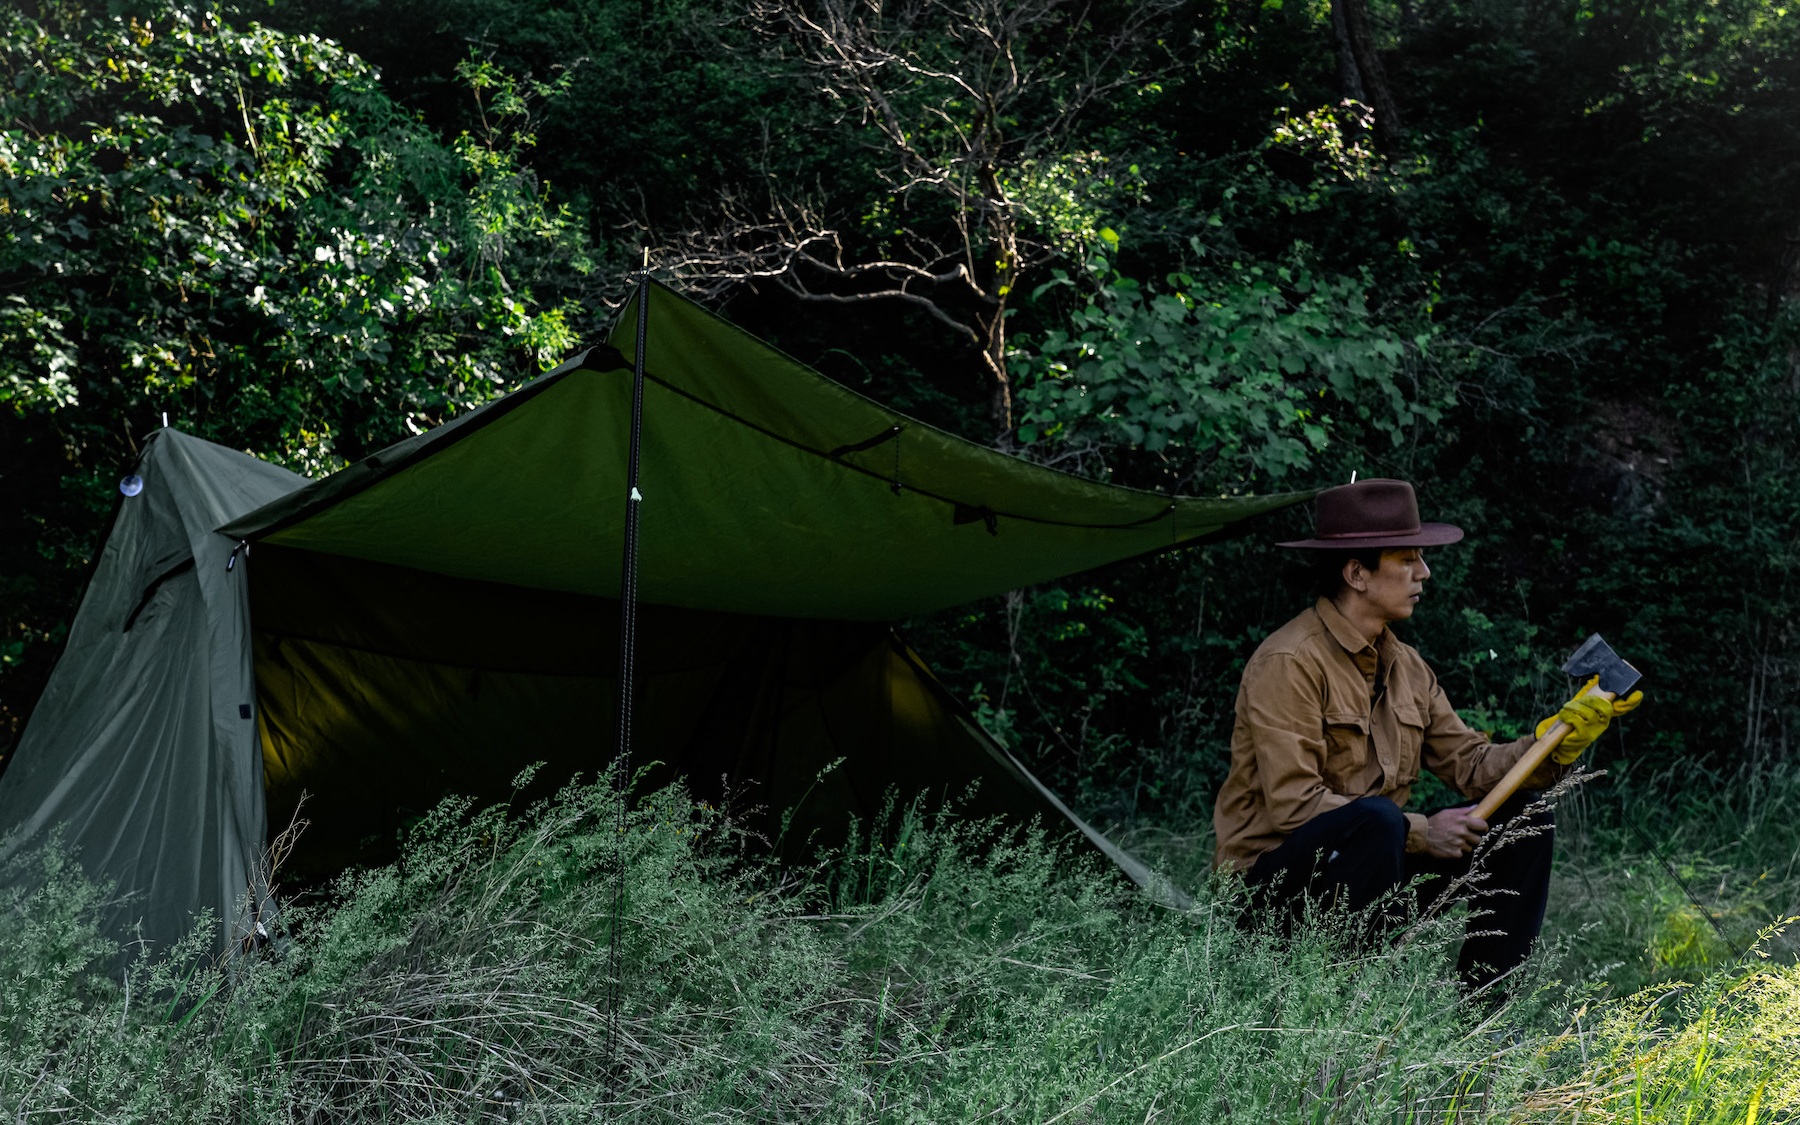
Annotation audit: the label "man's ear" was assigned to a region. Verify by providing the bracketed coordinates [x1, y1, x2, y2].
[1342, 557, 1368, 593]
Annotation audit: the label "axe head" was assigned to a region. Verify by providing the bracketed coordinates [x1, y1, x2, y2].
[1561, 633, 1643, 697]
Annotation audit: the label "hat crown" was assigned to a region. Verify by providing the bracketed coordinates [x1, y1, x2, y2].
[1315, 479, 1422, 539]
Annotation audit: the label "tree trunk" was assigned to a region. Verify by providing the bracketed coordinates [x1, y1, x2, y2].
[1330, 0, 1366, 105]
[985, 302, 1013, 443]
[979, 159, 1018, 442]
[1331, 0, 1403, 154]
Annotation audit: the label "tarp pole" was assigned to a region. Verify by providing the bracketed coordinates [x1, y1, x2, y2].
[606, 271, 650, 1077]
[615, 281, 648, 788]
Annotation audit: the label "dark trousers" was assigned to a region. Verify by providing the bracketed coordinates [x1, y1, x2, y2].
[1244, 792, 1554, 991]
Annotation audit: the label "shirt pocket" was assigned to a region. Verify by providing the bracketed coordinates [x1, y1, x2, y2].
[1391, 699, 1427, 784]
[1321, 710, 1370, 789]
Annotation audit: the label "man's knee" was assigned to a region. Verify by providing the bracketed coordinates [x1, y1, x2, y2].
[1302, 797, 1404, 885]
[1308, 797, 1407, 916]
[1249, 796, 1408, 888]
[1340, 795, 1409, 847]
[1242, 796, 1414, 929]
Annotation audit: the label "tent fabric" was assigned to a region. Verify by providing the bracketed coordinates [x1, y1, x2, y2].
[223, 282, 1306, 620]
[3, 283, 1306, 956]
[0, 430, 306, 953]
[248, 545, 1157, 887]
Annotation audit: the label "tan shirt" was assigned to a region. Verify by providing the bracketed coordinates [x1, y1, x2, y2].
[1213, 598, 1549, 871]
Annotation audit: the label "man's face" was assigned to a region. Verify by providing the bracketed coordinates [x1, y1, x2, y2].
[1353, 548, 1431, 624]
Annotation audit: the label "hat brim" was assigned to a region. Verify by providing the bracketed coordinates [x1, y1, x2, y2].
[1276, 522, 1465, 550]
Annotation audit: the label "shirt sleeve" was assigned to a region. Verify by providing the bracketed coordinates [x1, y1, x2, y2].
[1238, 652, 1355, 833]
[1418, 667, 1553, 800]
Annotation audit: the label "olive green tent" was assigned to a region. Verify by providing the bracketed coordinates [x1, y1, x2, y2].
[0, 282, 1305, 953]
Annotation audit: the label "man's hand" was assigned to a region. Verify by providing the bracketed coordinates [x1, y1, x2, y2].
[1538, 676, 1646, 764]
[1425, 805, 1489, 858]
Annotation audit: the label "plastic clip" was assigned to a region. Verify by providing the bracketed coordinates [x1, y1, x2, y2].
[226, 540, 250, 571]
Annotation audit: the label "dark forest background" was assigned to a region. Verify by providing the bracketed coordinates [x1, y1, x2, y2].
[4, 0, 1796, 833]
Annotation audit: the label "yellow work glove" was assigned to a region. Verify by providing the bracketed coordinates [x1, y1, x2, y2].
[1536, 676, 1645, 764]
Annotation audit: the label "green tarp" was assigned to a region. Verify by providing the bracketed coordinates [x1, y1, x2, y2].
[1, 282, 1306, 955]
[224, 283, 1304, 618]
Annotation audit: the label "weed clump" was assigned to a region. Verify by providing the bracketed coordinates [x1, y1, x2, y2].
[1525, 922, 1800, 1122]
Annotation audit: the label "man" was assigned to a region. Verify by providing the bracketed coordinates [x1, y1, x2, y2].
[1213, 478, 1641, 990]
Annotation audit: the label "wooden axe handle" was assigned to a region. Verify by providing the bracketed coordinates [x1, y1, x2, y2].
[1471, 684, 1615, 821]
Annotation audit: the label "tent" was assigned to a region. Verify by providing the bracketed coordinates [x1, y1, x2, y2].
[0, 282, 1305, 954]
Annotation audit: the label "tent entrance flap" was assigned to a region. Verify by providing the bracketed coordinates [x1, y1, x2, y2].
[251, 546, 1090, 876]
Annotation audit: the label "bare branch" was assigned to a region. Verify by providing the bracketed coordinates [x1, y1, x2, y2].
[779, 277, 984, 344]
[657, 0, 1184, 433]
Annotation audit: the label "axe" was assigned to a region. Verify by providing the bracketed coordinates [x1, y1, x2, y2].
[1471, 633, 1643, 821]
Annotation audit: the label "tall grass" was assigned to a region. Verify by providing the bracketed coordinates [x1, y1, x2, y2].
[1523, 925, 1800, 1123]
[2, 762, 1797, 1122]
[1550, 758, 1800, 993]
[1512, 759, 1800, 1124]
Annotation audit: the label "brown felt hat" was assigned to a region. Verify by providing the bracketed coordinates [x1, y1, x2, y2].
[1277, 478, 1464, 550]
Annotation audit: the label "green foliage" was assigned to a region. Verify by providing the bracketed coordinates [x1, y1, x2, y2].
[0, 835, 242, 1119]
[919, 0, 1800, 830]
[1014, 243, 1437, 490]
[0, 0, 593, 741]
[0, 0, 587, 459]
[267, 0, 841, 277]
[962, 584, 1150, 778]
[0, 837, 118, 1074]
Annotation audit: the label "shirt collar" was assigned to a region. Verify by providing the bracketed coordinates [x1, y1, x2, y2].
[1314, 596, 1385, 659]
